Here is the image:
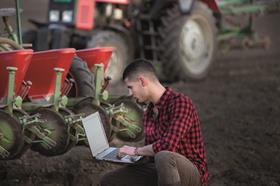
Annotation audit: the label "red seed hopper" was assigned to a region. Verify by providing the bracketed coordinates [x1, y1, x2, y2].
[76, 47, 113, 73]
[24, 48, 76, 101]
[0, 49, 33, 99]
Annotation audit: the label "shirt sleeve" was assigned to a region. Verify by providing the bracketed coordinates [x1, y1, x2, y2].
[152, 97, 194, 153]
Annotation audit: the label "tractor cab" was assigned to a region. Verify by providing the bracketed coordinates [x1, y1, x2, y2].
[48, 0, 94, 30]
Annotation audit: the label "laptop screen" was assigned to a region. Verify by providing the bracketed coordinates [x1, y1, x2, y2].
[82, 112, 109, 156]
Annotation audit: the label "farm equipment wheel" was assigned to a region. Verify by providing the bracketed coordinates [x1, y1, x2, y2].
[67, 56, 95, 97]
[31, 108, 70, 156]
[0, 110, 24, 160]
[58, 107, 77, 152]
[110, 97, 144, 142]
[74, 98, 111, 139]
[87, 30, 131, 85]
[9, 109, 36, 159]
[160, 1, 217, 81]
[0, 37, 22, 51]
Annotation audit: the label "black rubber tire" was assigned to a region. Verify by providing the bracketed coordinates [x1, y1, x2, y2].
[0, 110, 24, 160]
[67, 56, 95, 98]
[30, 108, 70, 157]
[0, 37, 22, 51]
[9, 109, 36, 159]
[87, 30, 132, 85]
[159, 1, 217, 81]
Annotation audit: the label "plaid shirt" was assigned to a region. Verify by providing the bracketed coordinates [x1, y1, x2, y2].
[144, 87, 208, 185]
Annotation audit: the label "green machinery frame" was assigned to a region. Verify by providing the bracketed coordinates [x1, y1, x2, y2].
[218, 0, 280, 49]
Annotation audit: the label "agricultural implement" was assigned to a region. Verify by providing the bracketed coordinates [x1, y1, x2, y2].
[74, 47, 143, 141]
[0, 0, 144, 160]
[0, 49, 41, 159]
[0, 47, 144, 160]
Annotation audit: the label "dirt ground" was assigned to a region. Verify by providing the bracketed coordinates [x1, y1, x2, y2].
[1, 1, 280, 186]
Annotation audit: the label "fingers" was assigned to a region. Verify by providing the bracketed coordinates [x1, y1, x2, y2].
[117, 148, 125, 159]
[117, 146, 135, 157]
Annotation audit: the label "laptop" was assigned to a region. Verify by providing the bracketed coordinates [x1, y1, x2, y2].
[82, 112, 142, 163]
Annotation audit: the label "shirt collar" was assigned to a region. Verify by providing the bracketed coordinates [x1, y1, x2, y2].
[154, 87, 172, 108]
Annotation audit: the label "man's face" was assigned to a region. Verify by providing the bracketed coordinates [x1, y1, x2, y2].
[124, 77, 148, 103]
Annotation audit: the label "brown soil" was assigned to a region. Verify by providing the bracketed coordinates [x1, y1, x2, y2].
[0, 1, 280, 185]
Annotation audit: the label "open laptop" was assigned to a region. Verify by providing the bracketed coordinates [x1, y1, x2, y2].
[82, 112, 142, 163]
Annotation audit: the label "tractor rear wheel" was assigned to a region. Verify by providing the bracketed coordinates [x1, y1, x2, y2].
[67, 56, 95, 98]
[159, 1, 217, 81]
[87, 30, 131, 85]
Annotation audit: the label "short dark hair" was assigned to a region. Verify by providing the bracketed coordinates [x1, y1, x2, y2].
[122, 59, 157, 81]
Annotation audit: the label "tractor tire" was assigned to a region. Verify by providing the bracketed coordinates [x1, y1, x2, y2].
[0, 37, 22, 51]
[87, 30, 131, 85]
[159, 1, 217, 81]
[67, 56, 95, 98]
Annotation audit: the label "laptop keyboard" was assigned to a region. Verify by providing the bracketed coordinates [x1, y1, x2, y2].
[103, 149, 119, 160]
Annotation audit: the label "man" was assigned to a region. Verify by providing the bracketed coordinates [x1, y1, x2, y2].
[100, 59, 208, 186]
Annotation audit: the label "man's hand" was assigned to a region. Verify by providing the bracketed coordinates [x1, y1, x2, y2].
[118, 145, 136, 158]
[118, 144, 155, 158]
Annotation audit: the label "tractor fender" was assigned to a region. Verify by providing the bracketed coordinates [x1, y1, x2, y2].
[178, 0, 220, 14]
[178, 0, 194, 14]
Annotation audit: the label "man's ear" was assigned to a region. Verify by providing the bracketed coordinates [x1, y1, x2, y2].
[139, 76, 148, 87]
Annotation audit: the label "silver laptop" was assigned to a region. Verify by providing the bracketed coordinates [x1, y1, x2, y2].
[82, 112, 142, 163]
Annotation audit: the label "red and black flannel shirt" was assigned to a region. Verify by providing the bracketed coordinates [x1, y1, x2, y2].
[144, 87, 208, 185]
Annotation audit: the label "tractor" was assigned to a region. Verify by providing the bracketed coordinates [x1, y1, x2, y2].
[24, 0, 280, 84]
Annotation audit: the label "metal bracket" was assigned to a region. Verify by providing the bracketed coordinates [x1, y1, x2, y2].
[64, 113, 86, 143]
[54, 67, 64, 110]
[27, 126, 56, 149]
[64, 113, 84, 125]
[0, 145, 9, 158]
[106, 103, 128, 116]
[6, 66, 17, 114]
[114, 114, 142, 133]
[18, 113, 45, 128]
[69, 123, 87, 143]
